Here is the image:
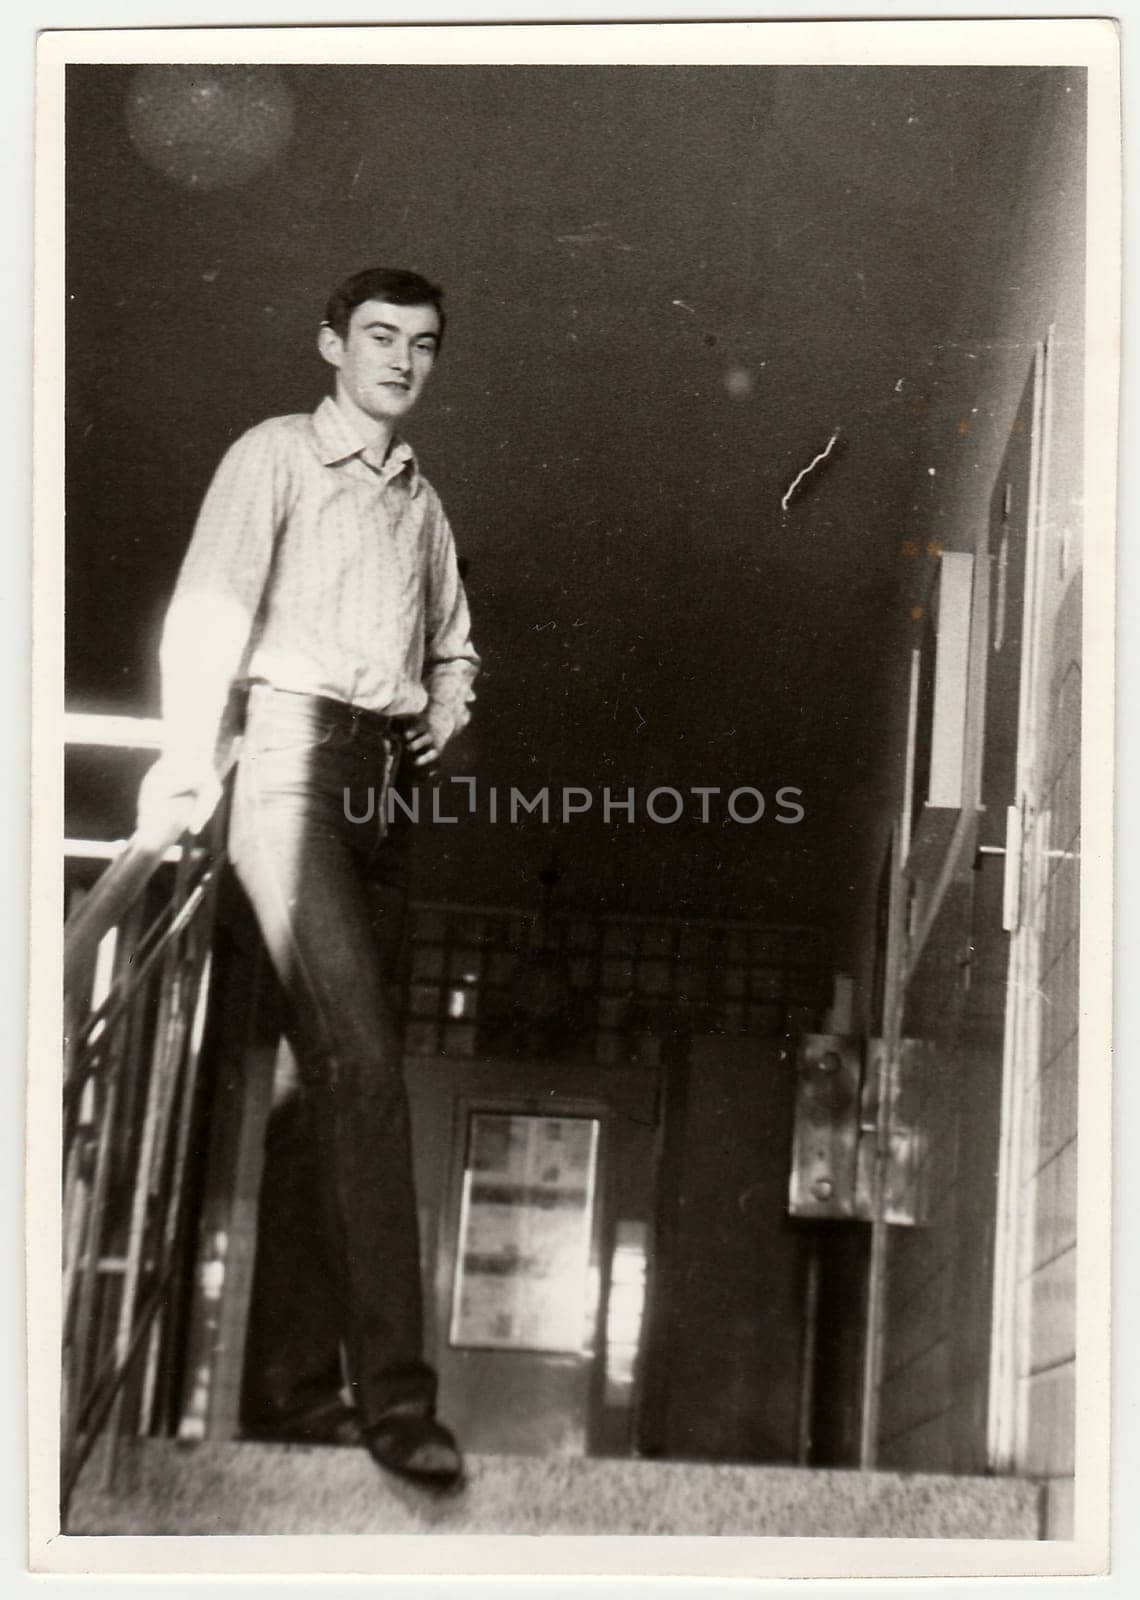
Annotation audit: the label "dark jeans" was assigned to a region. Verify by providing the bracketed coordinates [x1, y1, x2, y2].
[230, 683, 435, 1430]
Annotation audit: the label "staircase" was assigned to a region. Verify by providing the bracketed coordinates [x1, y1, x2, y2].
[67, 1440, 1044, 1539]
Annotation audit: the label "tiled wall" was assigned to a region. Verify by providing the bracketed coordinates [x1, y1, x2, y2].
[878, 877, 1006, 1474]
[877, 536, 1082, 1485]
[1018, 580, 1081, 1477]
[876, 581, 1081, 1483]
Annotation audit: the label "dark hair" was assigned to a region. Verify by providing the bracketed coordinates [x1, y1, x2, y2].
[323, 267, 446, 346]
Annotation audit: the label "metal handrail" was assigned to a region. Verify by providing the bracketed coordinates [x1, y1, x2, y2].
[66, 864, 218, 1089]
[61, 727, 237, 1521]
[64, 829, 187, 1000]
[64, 733, 239, 1007]
[62, 837, 223, 1515]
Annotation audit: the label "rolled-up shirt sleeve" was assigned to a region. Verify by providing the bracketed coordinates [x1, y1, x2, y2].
[422, 496, 480, 742]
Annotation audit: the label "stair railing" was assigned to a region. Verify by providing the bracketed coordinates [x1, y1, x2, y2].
[61, 715, 236, 1517]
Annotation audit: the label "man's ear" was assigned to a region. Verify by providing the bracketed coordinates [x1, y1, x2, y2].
[317, 322, 344, 369]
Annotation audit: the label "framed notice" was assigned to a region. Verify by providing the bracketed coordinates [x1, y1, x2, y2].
[449, 1111, 600, 1353]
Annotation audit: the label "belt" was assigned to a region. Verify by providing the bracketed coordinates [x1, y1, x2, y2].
[245, 681, 412, 737]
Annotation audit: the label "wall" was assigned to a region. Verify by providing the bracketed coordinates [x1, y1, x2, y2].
[1016, 579, 1081, 1476]
[866, 69, 1088, 1492]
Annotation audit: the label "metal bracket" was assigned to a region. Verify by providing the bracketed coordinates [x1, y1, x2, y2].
[787, 1033, 862, 1219]
[787, 1035, 927, 1225]
[853, 1040, 927, 1225]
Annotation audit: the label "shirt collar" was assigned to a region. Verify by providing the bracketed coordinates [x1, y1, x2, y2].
[311, 395, 420, 492]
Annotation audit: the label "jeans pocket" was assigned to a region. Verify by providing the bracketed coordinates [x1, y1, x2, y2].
[247, 704, 342, 759]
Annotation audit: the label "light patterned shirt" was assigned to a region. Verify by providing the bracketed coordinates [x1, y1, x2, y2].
[169, 394, 479, 739]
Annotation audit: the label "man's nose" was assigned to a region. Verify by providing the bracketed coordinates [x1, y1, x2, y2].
[390, 344, 412, 372]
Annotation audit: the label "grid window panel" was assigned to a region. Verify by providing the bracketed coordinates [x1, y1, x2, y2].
[602, 958, 634, 993]
[449, 947, 483, 982]
[596, 1031, 627, 1066]
[598, 996, 628, 1029]
[750, 967, 784, 1001]
[748, 1003, 783, 1035]
[411, 945, 445, 981]
[447, 987, 479, 1020]
[751, 932, 785, 964]
[568, 956, 593, 988]
[486, 951, 516, 985]
[637, 960, 671, 996]
[786, 1004, 817, 1035]
[400, 905, 825, 1064]
[721, 1002, 746, 1034]
[786, 929, 823, 965]
[409, 984, 442, 1017]
[414, 909, 448, 941]
[677, 928, 710, 961]
[676, 966, 707, 1001]
[787, 968, 825, 1007]
[629, 1035, 664, 1066]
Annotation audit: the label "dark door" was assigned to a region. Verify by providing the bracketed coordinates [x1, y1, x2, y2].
[640, 1035, 808, 1463]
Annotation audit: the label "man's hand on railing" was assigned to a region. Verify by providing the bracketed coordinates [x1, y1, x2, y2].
[68, 739, 236, 1000]
[136, 755, 224, 849]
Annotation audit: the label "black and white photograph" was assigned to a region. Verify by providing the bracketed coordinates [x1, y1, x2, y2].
[29, 17, 1119, 1580]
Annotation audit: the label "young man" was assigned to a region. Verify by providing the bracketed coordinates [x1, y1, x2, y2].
[140, 267, 479, 1488]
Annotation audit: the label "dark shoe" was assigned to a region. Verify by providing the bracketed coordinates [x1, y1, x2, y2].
[363, 1407, 464, 1490]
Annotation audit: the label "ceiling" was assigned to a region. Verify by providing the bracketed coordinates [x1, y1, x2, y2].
[64, 62, 1074, 948]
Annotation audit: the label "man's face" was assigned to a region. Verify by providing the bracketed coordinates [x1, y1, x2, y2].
[319, 298, 441, 427]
